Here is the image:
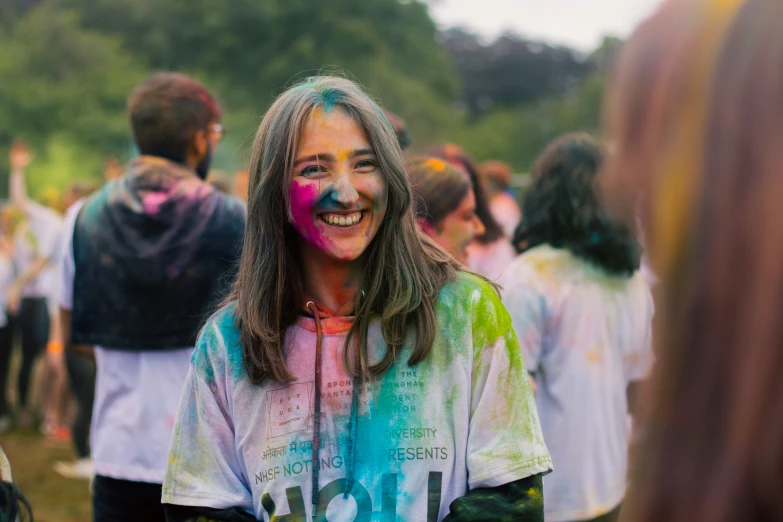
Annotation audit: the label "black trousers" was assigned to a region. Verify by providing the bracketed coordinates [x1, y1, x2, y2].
[93, 475, 165, 522]
[16, 297, 50, 410]
[65, 351, 95, 458]
[0, 322, 12, 416]
[0, 297, 49, 415]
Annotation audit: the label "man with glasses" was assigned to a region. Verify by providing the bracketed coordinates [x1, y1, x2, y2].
[58, 73, 246, 522]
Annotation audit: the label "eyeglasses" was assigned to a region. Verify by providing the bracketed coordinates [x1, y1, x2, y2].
[210, 123, 226, 141]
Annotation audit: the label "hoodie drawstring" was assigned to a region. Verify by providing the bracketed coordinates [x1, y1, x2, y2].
[307, 291, 365, 515]
[306, 301, 323, 519]
[343, 371, 361, 499]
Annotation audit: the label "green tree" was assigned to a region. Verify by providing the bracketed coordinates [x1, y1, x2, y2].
[56, 0, 461, 153]
[0, 1, 147, 196]
[458, 72, 607, 170]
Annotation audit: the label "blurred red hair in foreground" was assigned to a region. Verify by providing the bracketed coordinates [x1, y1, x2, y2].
[602, 0, 783, 521]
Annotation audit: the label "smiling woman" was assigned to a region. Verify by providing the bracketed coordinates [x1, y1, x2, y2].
[288, 107, 388, 266]
[408, 156, 485, 264]
[161, 76, 551, 522]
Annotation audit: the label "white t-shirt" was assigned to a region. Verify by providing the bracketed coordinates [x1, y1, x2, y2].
[59, 199, 193, 484]
[13, 201, 63, 300]
[466, 238, 517, 281]
[498, 245, 654, 522]
[0, 252, 15, 328]
[162, 273, 552, 520]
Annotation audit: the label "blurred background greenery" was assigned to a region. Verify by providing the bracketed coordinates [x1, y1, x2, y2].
[0, 0, 623, 200]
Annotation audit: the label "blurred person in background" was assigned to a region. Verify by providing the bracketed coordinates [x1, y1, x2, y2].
[51, 180, 99, 479]
[499, 134, 652, 522]
[231, 168, 249, 202]
[383, 109, 411, 151]
[0, 207, 18, 433]
[208, 171, 230, 194]
[479, 160, 522, 238]
[102, 156, 122, 182]
[1, 141, 64, 431]
[430, 145, 516, 280]
[602, 0, 783, 521]
[39, 181, 97, 444]
[408, 157, 485, 264]
[61, 72, 245, 521]
[52, 160, 119, 478]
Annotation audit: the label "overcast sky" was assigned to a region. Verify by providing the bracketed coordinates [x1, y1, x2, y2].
[429, 0, 662, 51]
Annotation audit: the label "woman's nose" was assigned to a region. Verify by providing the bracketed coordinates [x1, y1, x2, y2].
[474, 216, 486, 237]
[329, 172, 360, 207]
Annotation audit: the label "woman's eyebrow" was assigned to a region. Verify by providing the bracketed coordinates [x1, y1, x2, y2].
[293, 153, 332, 165]
[294, 148, 375, 166]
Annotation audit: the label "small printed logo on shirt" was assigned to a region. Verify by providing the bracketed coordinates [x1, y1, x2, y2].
[267, 382, 314, 438]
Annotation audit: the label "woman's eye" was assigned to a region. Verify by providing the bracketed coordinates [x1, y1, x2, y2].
[300, 164, 325, 177]
[355, 159, 377, 171]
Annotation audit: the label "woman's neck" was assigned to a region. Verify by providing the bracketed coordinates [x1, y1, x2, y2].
[299, 241, 364, 315]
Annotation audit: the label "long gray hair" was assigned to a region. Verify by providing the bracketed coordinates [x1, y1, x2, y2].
[228, 76, 459, 383]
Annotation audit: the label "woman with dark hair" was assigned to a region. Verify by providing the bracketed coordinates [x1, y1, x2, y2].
[162, 77, 551, 521]
[408, 157, 485, 264]
[429, 145, 516, 280]
[602, 1, 783, 521]
[499, 133, 652, 522]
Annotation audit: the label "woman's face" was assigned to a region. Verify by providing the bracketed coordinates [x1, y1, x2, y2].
[425, 188, 485, 263]
[288, 107, 388, 263]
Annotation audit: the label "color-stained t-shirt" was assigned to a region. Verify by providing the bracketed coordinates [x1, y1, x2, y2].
[498, 245, 654, 522]
[162, 272, 552, 521]
[466, 238, 517, 281]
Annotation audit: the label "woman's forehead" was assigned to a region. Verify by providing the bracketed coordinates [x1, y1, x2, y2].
[296, 106, 372, 156]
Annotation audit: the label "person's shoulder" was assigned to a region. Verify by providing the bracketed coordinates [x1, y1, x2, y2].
[438, 271, 499, 307]
[208, 190, 246, 233]
[507, 244, 579, 283]
[193, 303, 246, 385]
[200, 303, 241, 349]
[209, 188, 246, 216]
[437, 271, 512, 343]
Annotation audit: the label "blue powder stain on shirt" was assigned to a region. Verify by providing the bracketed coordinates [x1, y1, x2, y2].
[193, 304, 245, 385]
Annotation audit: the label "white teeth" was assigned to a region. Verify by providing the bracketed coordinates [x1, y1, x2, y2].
[321, 211, 362, 227]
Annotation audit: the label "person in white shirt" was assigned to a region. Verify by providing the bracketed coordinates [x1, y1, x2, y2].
[499, 134, 654, 522]
[60, 72, 246, 522]
[0, 210, 17, 432]
[1, 141, 64, 429]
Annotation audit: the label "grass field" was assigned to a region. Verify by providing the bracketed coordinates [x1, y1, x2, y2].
[0, 428, 91, 522]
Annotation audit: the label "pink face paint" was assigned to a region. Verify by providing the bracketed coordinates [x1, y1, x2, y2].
[289, 179, 339, 253]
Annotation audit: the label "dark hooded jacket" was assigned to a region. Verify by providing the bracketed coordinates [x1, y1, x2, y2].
[70, 155, 246, 350]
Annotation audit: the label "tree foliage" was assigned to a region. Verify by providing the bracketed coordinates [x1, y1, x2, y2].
[0, 0, 615, 198]
[440, 28, 593, 117]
